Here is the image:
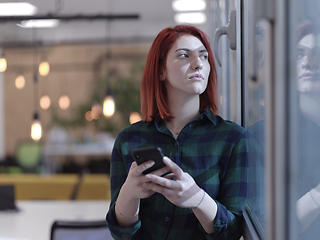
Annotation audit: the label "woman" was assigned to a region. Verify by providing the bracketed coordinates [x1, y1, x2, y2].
[295, 22, 320, 236]
[106, 24, 248, 240]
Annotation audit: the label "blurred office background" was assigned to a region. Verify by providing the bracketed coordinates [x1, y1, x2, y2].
[0, 0, 213, 174]
[0, 0, 223, 201]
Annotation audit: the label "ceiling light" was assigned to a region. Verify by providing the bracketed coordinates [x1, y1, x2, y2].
[172, 0, 206, 12]
[17, 19, 60, 28]
[39, 61, 50, 76]
[40, 95, 51, 110]
[0, 2, 37, 16]
[15, 75, 26, 89]
[31, 113, 42, 141]
[103, 95, 115, 117]
[174, 12, 207, 24]
[0, 58, 7, 72]
[59, 95, 70, 110]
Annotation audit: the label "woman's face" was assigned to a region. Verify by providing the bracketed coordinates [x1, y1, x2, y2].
[296, 33, 320, 93]
[162, 35, 210, 97]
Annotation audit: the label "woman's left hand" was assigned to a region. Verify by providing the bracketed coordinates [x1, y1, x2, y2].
[143, 156, 203, 209]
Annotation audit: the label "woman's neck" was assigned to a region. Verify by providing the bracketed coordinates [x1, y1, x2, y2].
[165, 93, 200, 133]
[299, 93, 320, 127]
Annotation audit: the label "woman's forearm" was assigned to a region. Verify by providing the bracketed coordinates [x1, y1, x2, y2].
[115, 183, 140, 227]
[192, 191, 218, 234]
[296, 188, 320, 233]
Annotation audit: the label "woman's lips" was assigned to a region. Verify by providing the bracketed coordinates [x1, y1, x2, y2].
[300, 72, 320, 81]
[189, 74, 204, 81]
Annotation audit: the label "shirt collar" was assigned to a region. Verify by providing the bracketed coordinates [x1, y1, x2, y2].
[151, 108, 217, 129]
[202, 108, 217, 126]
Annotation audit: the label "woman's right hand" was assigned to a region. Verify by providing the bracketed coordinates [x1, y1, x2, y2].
[115, 160, 170, 227]
[122, 160, 170, 200]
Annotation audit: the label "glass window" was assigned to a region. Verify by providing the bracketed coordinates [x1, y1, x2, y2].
[242, 0, 268, 238]
[245, 23, 267, 239]
[289, 1, 320, 239]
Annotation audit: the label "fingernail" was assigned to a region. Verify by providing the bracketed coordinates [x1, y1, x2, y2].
[146, 161, 155, 168]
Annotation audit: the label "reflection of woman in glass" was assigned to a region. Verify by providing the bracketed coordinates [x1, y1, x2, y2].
[295, 22, 320, 235]
[296, 23, 320, 123]
[246, 22, 320, 237]
[106, 24, 248, 240]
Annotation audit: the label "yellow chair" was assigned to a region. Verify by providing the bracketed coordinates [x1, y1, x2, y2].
[0, 174, 111, 200]
[0, 174, 78, 200]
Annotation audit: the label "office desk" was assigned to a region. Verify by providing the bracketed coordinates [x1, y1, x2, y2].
[0, 200, 110, 240]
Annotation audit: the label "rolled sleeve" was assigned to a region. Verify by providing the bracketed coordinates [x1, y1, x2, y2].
[210, 201, 243, 240]
[106, 202, 141, 240]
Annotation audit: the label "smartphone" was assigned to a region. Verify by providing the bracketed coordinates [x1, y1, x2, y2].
[131, 147, 166, 175]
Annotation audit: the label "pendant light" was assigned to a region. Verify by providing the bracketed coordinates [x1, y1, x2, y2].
[15, 75, 26, 89]
[39, 61, 50, 76]
[103, 89, 115, 117]
[103, 19, 116, 118]
[0, 57, 7, 72]
[31, 112, 42, 141]
[31, 28, 42, 141]
[31, 74, 42, 141]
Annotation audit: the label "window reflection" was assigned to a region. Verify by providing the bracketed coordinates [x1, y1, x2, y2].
[246, 18, 320, 240]
[295, 21, 320, 238]
[245, 23, 267, 238]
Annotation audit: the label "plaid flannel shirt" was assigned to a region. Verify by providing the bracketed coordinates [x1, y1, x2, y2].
[106, 109, 248, 240]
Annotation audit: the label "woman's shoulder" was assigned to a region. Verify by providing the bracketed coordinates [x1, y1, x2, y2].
[207, 115, 247, 149]
[113, 121, 149, 146]
[119, 121, 150, 135]
[116, 120, 152, 139]
[214, 115, 245, 134]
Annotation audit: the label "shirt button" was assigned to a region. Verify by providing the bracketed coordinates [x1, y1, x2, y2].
[165, 217, 170, 222]
[188, 123, 192, 128]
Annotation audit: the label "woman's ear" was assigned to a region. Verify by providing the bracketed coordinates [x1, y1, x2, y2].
[160, 70, 167, 81]
[160, 74, 165, 81]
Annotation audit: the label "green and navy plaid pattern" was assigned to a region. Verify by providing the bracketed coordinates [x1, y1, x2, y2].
[106, 109, 248, 240]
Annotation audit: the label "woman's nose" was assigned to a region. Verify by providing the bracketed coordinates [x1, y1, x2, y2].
[302, 50, 319, 70]
[192, 56, 204, 70]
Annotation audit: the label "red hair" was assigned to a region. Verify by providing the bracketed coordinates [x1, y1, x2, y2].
[297, 22, 315, 42]
[140, 24, 218, 121]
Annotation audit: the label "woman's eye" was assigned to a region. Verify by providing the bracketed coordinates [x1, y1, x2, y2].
[296, 49, 305, 60]
[201, 54, 208, 60]
[179, 53, 188, 58]
[296, 52, 305, 60]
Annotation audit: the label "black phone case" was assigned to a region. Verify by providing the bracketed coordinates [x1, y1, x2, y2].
[131, 147, 165, 174]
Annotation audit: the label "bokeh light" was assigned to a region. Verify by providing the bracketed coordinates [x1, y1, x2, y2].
[0, 58, 7, 72]
[59, 95, 70, 110]
[40, 95, 51, 110]
[85, 111, 93, 121]
[39, 61, 50, 76]
[129, 112, 142, 124]
[15, 75, 25, 89]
